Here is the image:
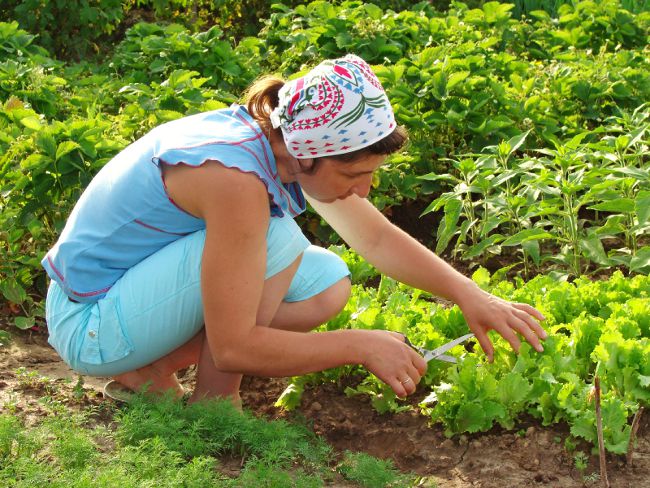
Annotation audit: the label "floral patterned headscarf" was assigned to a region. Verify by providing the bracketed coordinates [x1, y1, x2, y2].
[269, 54, 396, 159]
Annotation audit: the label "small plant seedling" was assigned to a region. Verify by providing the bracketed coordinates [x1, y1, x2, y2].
[564, 437, 578, 452]
[72, 376, 86, 401]
[574, 451, 589, 473]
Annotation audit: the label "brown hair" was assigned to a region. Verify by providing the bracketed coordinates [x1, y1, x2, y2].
[244, 75, 284, 136]
[243, 75, 409, 163]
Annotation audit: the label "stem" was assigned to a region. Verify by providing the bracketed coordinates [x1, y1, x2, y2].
[522, 250, 529, 280]
[626, 406, 644, 468]
[594, 376, 610, 488]
[564, 195, 580, 276]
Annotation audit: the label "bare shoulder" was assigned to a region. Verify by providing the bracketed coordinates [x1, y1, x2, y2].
[162, 160, 269, 220]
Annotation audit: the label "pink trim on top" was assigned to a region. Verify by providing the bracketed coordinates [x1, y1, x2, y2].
[156, 170, 198, 218]
[46, 255, 112, 298]
[71, 286, 112, 298]
[234, 112, 303, 217]
[47, 255, 65, 281]
[156, 157, 283, 218]
[133, 219, 191, 236]
[169, 132, 263, 151]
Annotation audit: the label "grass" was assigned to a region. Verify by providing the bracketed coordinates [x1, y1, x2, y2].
[0, 384, 413, 487]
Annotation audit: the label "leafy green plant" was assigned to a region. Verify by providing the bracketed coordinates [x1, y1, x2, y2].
[2, 0, 124, 59]
[278, 258, 648, 455]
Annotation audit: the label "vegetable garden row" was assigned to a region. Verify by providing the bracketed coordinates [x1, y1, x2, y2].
[1, 0, 649, 478]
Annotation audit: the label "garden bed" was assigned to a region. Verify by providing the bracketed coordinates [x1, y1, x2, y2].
[2, 325, 648, 487]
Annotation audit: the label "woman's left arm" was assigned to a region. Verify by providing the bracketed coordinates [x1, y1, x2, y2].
[308, 194, 547, 361]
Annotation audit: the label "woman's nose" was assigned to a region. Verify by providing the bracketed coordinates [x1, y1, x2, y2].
[352, 175, 373, 198]
[350, 183, 370, 198]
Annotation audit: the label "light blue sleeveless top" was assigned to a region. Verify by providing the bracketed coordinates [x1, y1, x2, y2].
[42, 104, 306, 303]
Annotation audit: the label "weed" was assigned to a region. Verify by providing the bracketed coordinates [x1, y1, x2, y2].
[2, 394, 19, 414]
[0, 330, 10, 347]
[338, 451, 408, 488]
[14, 368, 57, 395]
[574, 451, 589, 473]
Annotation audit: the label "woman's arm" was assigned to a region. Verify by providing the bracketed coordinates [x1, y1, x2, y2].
[164, 162, 425, 396]
[307, 194, 547, 361]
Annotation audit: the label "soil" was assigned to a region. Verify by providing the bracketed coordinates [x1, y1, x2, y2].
[1, 327, 648, 488]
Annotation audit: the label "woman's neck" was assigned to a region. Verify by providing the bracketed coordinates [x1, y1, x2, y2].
[268, 128, 301, 184]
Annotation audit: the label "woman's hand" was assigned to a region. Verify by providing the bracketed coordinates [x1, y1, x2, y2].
[360, 330, 428, 398]
[456, 284, 547, 362]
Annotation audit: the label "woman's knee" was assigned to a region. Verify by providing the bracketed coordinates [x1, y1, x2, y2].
[315, 276, 351, 320]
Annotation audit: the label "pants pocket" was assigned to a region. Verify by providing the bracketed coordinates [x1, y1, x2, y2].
[78, 296, 134, 365]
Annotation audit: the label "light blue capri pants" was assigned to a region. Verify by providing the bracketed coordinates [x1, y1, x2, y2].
[45, 214, 350, 376]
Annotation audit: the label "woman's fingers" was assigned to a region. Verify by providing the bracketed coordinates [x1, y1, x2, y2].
[410, 348, 428, 376]
[513, 302, 546, 323]
[398, 375, 417, 395]
[508, 311, 544, 352]
[472, 329, 495, 363]
[368, 331, 429, 398]
[471, 300, 547, 357]
[491, 321, 523, 353]
[388, 377, 409, 398]
[512, 303, 548, 339]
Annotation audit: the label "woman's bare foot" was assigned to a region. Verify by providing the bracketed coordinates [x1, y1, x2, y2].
[113, 365, 184, 399]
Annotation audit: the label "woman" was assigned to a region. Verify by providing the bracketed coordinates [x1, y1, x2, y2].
[42, 54, 546, 404]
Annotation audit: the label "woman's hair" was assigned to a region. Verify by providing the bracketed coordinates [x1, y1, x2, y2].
[244, 75, 284, 136]
[244, 75, 408, 163]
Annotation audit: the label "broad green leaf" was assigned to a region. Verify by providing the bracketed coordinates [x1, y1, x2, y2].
[418, 173, 457, 183]
[447, 71, 470, 91]
[435, 198, 462, 254]
[502, 228, 552, 247]
[630, 247, 650, 273]
[455, 401, 489, 433]
[14, 316, 35, 330]
[35, 131, 57, 158]
[20, 153, 50, 171]
[471, 267, 491, 289]
[497, 372, 531, 405]
[56, 141, 81, 161]
[0, 281, 27, 304]
[565, 131, 590, 150]
[589, 199, 635, 213]
[464, 234, 504, 259]
[610, 167, 649, 180]
[20, 116, 42, 130]
[580, 234, 610, 266]
[635, 191, 650, 225]
[522, 240, 541, 265]
[274, 381, 304, 410]
[506, 131, 530, 157]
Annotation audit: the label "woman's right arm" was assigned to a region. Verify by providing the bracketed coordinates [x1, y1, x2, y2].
[164, 162, 425, 396]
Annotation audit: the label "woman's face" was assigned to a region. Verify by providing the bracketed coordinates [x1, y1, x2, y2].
[295, 153, 387, 203]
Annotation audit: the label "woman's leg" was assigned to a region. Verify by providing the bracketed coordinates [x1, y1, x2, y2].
[83, 222, 349, 401]
[116, 263, 350, 402]
[99, 215, 313, 398]
[191, 246, 351, 402]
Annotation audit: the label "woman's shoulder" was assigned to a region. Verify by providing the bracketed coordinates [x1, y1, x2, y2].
[151, 105, 258, 148]
[162, 160, 271, 220]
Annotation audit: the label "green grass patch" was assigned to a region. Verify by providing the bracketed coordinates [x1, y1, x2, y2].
[0, 394, 409, 487]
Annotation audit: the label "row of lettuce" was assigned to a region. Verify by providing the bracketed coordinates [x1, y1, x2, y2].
[0, 1, 649, 323]
[278, 252, 649, 455]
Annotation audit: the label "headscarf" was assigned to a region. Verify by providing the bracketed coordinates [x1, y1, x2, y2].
[270, 54, 396, 158]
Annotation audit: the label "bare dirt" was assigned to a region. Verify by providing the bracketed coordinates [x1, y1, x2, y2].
[2, 327, 648, 488]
